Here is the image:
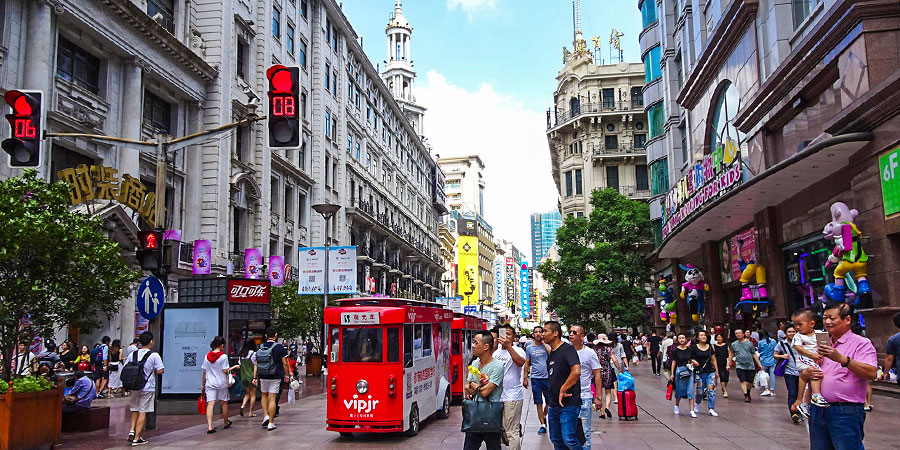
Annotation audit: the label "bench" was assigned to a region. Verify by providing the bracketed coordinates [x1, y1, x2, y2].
[61, 406, 110, 432]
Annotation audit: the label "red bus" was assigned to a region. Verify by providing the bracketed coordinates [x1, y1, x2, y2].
[449, 313, 487, 402]
[324, 298, 453, 436]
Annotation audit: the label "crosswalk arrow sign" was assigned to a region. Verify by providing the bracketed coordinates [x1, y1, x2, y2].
[137, 276, 165, 320]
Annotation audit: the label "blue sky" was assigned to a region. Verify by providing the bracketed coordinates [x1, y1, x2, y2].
[340, 0, 644, 257]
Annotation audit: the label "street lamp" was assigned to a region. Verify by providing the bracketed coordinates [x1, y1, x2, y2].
[312, 203, 340, 356]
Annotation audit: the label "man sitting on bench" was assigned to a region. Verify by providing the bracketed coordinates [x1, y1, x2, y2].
[63, 370, 97, 414]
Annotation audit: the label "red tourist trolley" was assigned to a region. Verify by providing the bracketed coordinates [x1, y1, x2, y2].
[449, 313, 488, 401]
[324, 298, 453, 436]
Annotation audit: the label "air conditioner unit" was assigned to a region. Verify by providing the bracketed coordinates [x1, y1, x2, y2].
[151, 12, 165, 24]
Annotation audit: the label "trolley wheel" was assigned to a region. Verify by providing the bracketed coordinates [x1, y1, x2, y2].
[404, 403, 420, 437]
[436, 389, 451, 419]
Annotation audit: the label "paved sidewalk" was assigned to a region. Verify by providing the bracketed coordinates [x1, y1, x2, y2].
[62, 360, 899, 449]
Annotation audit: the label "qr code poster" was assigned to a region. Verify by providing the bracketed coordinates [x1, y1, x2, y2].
[183, 352, 197, 367]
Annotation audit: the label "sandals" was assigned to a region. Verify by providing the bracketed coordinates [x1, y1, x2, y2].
[224, 420, 233, 429]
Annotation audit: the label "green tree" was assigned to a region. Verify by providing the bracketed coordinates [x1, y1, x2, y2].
[0, 170, 139, 380]
[270, 281, 345, 353]
[538, 188, 652, 332]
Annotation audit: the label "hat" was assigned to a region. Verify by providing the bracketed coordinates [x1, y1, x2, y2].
[593, 333, 612, 345]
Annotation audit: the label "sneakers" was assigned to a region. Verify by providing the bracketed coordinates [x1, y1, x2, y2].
[127, 432, 135, 442]
[693, 404, 700, 413]
[267, 423, 277, 431]
[261, 416, 270, 427]
[791, 413, 801, 424]
[690, 411, 697, 418]
[811, 394, 830, 408]
[537, 426, 546, 434]
[769, 392, 776, 396]
[673, 406, 680, 415]
[722, 390, 728, 398]
[708, 409, 718, 417]
[131, 438, 148, 446]
[798, 403, 811, 418]
[761, 390, 771, 397]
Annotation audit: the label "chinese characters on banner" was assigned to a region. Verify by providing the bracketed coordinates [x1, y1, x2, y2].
[269, 255, 284, 286]
[520, 262, 530, 319]
[328, 246, 358, 294]
[192, 240, 211, 275]
[297, 247, 326, 295]
[57, 165, 161, 227]
[245, 248, 262, 279]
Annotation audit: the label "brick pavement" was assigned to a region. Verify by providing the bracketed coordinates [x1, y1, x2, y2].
[60, 360, 899, 449]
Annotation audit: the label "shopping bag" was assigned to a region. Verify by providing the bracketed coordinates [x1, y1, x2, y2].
[197, 395, 207, 415]
[753, 370, 769, 392]
[665, 380, 673, 401]
[617, 370, 635, 392]
[287, 388, 296, 404]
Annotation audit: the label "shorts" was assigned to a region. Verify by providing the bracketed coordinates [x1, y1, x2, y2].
[94, 367, 108, 380]
[129, 390, 155, 413]
[797, 355, 821, 371]
[530, 378, 550, 405]
[736, 369, 756, 383]
[205, 386, 230, 402]
[259, 378, 282, 394]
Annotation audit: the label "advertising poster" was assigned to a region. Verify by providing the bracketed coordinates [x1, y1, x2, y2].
[718, 239, 733, 284]
[728, 227, 756, 282]
[328, 246, 358, 294]
[245, 248, 263, 279]
[134, 312, 150, 340]
[520, 262, 530, 319]
[269, 255, 284, 286]
[297, 247, 326, 295]
[192, 239, 211, 275]
[160, 307, 219, 394]
[494, 260, 503, 305]
[457, 236, 479, 305]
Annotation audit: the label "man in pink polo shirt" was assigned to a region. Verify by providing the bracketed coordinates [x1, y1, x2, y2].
[806, 302, 877, 450]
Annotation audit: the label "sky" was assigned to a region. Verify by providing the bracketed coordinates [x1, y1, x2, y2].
[340, 0, 643, 260]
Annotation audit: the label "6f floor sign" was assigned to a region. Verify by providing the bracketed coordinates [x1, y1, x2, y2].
[880, 147, 900, 217]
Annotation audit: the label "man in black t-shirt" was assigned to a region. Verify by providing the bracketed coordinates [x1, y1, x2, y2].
[648, 332, 662, 376]
[258, 328, 290, 431]
[543, 321, 581, 450]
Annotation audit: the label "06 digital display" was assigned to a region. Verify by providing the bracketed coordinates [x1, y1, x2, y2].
[14, 118, 37, 139]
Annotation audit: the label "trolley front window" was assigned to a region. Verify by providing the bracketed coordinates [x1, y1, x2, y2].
[342, 328, 383, 363]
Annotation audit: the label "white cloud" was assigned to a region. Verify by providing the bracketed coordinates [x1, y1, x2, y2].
[418, 70, 558, 261]
[446, 0, 497, 19]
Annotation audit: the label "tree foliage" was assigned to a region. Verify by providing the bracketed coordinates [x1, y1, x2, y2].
[0, 170, 139, 380]
[538, 188, 652, 332]
[270, 280, 344, 353]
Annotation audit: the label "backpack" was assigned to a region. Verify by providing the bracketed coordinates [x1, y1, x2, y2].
[256, 343, 277, 378]
[90, 345, 105, 369]
[121, 350, 153, 391]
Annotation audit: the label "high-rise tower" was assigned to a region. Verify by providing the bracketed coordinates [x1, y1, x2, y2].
[383, 1, 426, 136]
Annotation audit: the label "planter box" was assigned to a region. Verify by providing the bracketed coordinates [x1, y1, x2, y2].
[306, 354, 323, 376]
[0, 384, 63, 450]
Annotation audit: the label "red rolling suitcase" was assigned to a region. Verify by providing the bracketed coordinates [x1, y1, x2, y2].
[617, 390, 638, 420]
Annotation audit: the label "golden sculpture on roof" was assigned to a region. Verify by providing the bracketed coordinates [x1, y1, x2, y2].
[610, 29, 624, 51]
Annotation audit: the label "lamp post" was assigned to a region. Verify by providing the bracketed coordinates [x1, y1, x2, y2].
[312, 203, 341, 356]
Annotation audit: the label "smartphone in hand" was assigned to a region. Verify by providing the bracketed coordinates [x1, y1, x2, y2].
[815, 330, 831, 348]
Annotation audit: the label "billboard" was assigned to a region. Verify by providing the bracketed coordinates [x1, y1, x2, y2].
[297, 247, 326, 294]
[457, 235, 479, 305]
[719, 227, 756, 283]
[328, 246, 358, 294]
[520, 262, 530, 319]
[505, 257, 515, 309]
[494, 259, 503, 305]
[160, 307, 219, 394]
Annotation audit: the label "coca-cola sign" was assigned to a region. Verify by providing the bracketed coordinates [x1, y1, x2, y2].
[228, 279, 270, 304]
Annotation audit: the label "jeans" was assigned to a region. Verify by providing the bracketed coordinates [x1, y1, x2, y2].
[548, 405, 581, 450]
[695, 372, 716, 410]
[463, 432, 502, 450]
[784, 374, 799, 417]
[579, 398, 592, 450]
[762, 364, 777, 390]
[674, 366, 694, 399]
[809, 403, 866, 450]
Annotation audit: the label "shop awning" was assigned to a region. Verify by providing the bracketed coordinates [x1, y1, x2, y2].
[658, 132, 873, 259]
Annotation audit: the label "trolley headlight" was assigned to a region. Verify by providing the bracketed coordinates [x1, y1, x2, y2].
[356, 379, 369, 394]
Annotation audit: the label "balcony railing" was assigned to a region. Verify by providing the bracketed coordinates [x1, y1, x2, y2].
[615, 185, 652, 197]
[591, 142, 647, 156]
[549, 101, 642, 128]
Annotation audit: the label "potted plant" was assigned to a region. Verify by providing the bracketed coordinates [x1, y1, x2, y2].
[0, 171, 138, 449]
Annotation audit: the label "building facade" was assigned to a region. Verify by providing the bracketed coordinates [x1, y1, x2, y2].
[638, 0, 900, 351]
[439, 154, 485, 217]
[546, 29, 649, 218]
[530, 210, 562, 267]
[0, 0, 444, 345]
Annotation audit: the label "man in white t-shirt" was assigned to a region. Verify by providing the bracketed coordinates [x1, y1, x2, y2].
[491, 324, 526, 450]
[128, 331, 165, 447]
[659, 332, 675, 377]
[14, 343, 35, 376]
[569, 325, 601, 450]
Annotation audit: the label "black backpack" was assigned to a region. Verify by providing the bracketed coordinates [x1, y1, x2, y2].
[90, 345, 105, 369]
[121, 350, 153, 391]
[256, 343, 277, 378]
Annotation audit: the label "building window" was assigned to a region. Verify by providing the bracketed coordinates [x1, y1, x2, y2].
[565, 171, 573, 197]
[142, 91, 171, 133]
[634, 134, 647, 149]
[325, 64, 330, 90]
[602, 88, 615, 109]
[285, 185, 294, 219]
[793, 0, 821, 29]
[299, 133, 308, 170]
[355, 142, 360, 160]
[147, 0, 175, 34]
[301, 92, 307, 118]
[640, 0, 658, 29]
[325, 154, 331, 187]
[272, 6, 281, 40]
[605, 135, 619, 150]
[235, 125, 249, 161]
[636, 165, 649, 191]
[332, 71, 337, 96]
[286, 23, 295, 55]
[606, 166, 619, 190]
[648, 102, 665, 139]
[643, 45, 662, 83]
[679, 123, 688, 164]
[574, 169, 583, 195]
[236, 39, 247, 79]
[650, 159, 669, 195]
[576, 211, 584, 218]
[332, 118, 337, 139]
[347, 134, 352, 154]
[300, 0, 308, 20]
[631, 87, 643, 108]
[56, 37, 101, 94]
[325, 111, 331, 137]
[299, 40, 307, 68]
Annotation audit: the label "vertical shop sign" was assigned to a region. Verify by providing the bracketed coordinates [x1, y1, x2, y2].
[192, 240, 211, 275]
[880, 147, 900, 217]
[269, 255, 284, 286]
[244, 248, 263, 279]
[297, 247, 326, 294]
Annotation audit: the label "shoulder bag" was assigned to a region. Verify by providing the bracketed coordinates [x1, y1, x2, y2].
[460, 368, 504, 433]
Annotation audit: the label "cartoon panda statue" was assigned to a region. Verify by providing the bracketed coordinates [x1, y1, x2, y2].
[680, 264, 710, 323]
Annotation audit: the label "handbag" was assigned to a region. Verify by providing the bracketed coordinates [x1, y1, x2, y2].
[460, 399, 504, 433]
[227, 371, 236, 387]
[677, 366, 692, 378]
[665, 380, 674, 401]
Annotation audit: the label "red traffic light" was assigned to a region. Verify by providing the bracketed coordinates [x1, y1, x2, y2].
[145, 232, 158, 249]
[5, 91, 33, 116]
[3, 89, 43, 168]
[267, 65, 300, 148]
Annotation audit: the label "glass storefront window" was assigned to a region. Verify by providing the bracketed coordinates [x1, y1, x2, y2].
[651, 158, 669, 196]
[710, 81, 745, 154]
[782, 235, 833, 313]
[641, 0, 658, 29]
[643, 46, 661, 83]
[648, 102, 665, 139]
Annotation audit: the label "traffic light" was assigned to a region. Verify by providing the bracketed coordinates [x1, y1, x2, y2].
[136, 229, 164, 272]
[2, 90, 43, 168]
[266, 65, 300, 148]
